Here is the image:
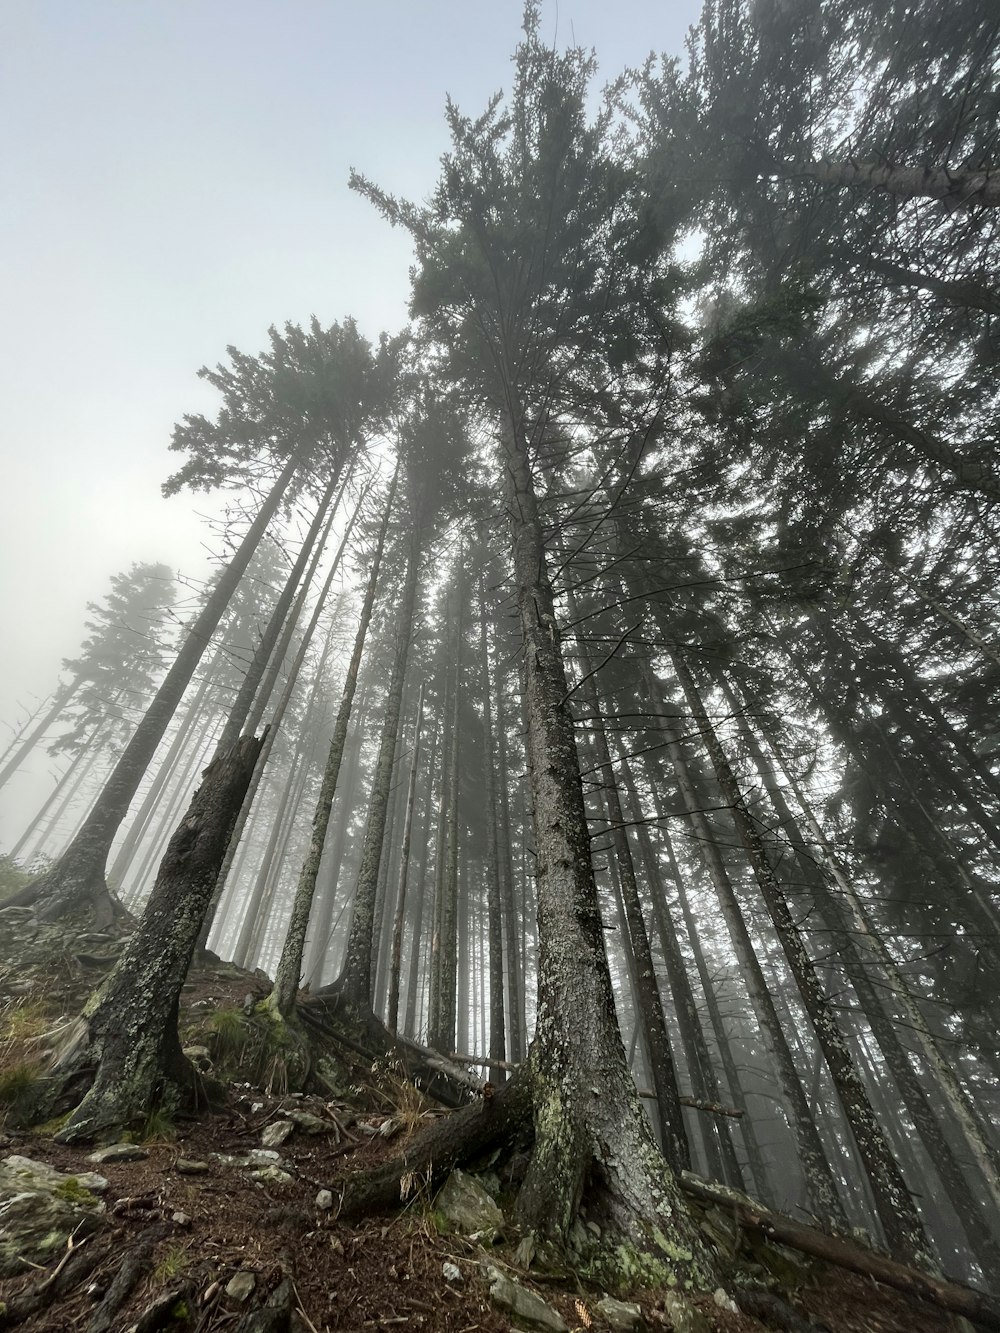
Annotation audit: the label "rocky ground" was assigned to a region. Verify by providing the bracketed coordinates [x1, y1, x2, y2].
[0, 907, 976, 1332]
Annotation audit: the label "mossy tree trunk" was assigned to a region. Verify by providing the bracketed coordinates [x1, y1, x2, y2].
[47, 734, 264, 1143]
[499, 409, 713, 1281]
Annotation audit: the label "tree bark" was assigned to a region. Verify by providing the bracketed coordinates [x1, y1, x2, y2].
[497, 407, 712, 1280]
[386, 682, 425, 1035]
[803, 157, 1000, 209]
[49, 734, 264, 1142]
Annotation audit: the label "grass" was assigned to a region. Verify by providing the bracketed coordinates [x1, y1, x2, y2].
[0, 989, 53, 1126]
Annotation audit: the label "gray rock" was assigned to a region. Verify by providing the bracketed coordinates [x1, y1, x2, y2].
[172, 1210, 192, 1227]
[442, 1261, 463, 1284]
[250, 1166, 294, 1186]
[436, 1168, 504, 1237]
[261, 1120, 295, 1148]
[287, 1110, 334, 1135]
[86, 1142, 149, 1164]
[596, 1295, 644, 1331]
[226, 1270, 257, 1302]
[0, 1155, 106, 1277]
[484, 1265, 567, 1332]
[315, 1189, 333, 1210]
[176, 1158, 210, 1175]
[662, 1293, 712, 1333]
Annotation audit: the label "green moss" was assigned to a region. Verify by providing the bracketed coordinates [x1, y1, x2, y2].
[170, 1298, 190, 1320]
[54, 1176, 97, 1205]
[428, 1208, 452, 1234]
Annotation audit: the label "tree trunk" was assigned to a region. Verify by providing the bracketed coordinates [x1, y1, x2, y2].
[386, 682, 425, 1034]
[49, 734, 264, 1142]
[641, 667, 847, 1227]
[497, 407, 712, 1281]
[671, 650, 931, 1268]
[269, 471, 398, 1014]
[0, 680, 79, 795]
[335, 527, 421, 1010]
[13, 453, 299, 926]
[478, 571, 508, 1084]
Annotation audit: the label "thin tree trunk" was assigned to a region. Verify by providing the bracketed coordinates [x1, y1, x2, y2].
[0, 681, 79, 795]
[478, 571, 508, 1084]
[269, 470, 398, 1014]
[386, 682, 425, 1034]
[803, 156, 1000, 209]
[335, 526, 421, 1010]
[671, 651, 930, 1267]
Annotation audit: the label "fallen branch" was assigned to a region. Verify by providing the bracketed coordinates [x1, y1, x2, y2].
[680, 1172, 1000, 1331]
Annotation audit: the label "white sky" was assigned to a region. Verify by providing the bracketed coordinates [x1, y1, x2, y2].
[0, 0, 700, 838]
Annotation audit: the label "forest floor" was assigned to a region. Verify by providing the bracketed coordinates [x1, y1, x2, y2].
[0, 919, 965, 1332]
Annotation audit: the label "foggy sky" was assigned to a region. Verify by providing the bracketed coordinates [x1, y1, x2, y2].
[0, 0, 700, 840]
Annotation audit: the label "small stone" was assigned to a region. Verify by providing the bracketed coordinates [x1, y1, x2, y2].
[662, 1292, 711, 1333]
[442, 1261, 463, 1284]
[226, 1270, 256, 1302]
[172, 1210, 192, 1227]
[712, 1288, 738, 1313]
[484, 1265, 567, 1332]
[287, 1110, 334, 1135]
[74, 1171, 109, 1193]
[436, 1169, 505, 1237]
[247, 1148, 281, 1164]
[86, 1143, 149, 1164]
[176, 1158, 210, 1175]
[261, 1120, 295, 1148]
[250, 1166, 294, 1186]
[378, 1117, 400, 1139]
[315, 1189, 334, 1210]
[597, 1294, 644, 1331]
[251, 1102, 264, 1113]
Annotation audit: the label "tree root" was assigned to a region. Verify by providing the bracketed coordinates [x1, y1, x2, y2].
[0, 1241, 103, 1328]
[681, 1172, 1000, 1330]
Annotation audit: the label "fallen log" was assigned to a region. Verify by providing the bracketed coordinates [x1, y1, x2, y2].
[334, 1073, 531, 1218]
[680, 1172, 1000, 1331]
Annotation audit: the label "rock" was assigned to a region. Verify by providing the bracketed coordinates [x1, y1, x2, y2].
[250, 1166, 294, 1186]
[247, 1148, 281, 1164]
[287, 1110, 334, 1135]
[182, 1044, 213, 1070]
[484, 1265, 567, 1332]
[209, 1149, 285, 1169]
[597, 1295, 644, 1331]
[442, 1261, 463, 1284]
[712, 1288, 739, 1313]
[377, 1117, 400, 1139]
[226, 1271, 257, 1302]
[315, 1189, 333, 1210]
[87, 1142, 149, 1164]
[172, 1210, 192, 1227]
[662, 1293, 712, 1333]
[0, 1155, 106, 1277]
[175, 1158, 210, 1175]
[261, 1120, 295, 1148]
[437, 1168, 505, 1237]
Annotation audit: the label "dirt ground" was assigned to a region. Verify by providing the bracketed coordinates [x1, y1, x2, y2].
[0, 936, 974, 1332]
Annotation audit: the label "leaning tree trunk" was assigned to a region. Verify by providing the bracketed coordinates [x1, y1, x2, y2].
[334, 525, 422, 1011]
[802, 156, 1000, 209]
[269, 468, 398, 1015]
[497, 405, 713, 1283]
[641, 667, 848, 1228]
[46, 734, 264, 1143]
[671, 650, 931, 1269]
[0, 680, 79, 796]
[198, 483, 367, 951]
[10, 453, 300, 927]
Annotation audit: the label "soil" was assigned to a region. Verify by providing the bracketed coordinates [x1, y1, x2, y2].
[0, 933, 971, 1332]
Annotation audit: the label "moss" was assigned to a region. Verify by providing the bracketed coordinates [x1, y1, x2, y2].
[428, 1208, 452, 1234]
[170, 1298, 190, 1320]
[54, 1176, 97, 1205]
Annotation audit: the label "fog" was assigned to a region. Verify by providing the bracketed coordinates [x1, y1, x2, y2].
[0, 0, 699, 837]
